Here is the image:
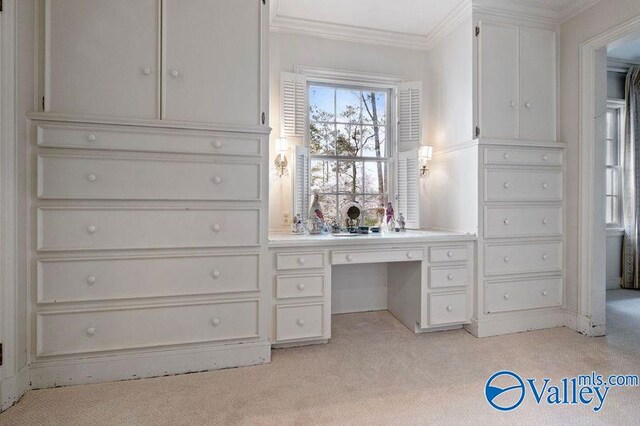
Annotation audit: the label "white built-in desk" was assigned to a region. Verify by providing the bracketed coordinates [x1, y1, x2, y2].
[268, 230, 476, 346]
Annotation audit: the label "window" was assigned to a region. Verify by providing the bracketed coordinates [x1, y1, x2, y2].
[605, 101, 624, 227]
[308, 84, 391, 225]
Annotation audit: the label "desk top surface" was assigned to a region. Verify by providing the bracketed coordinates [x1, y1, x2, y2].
[268, 229, 476, 248]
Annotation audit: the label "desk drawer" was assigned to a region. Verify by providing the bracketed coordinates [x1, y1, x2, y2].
[429, 266, 470, 289]
[276, 252, 324, 271]
[484, 147, 563, 166]
[37, 300, 259, 356]
[38, 254, 259, 303]
[37, 207, 260, 251]
[428, 292, 468, 325]
[276, 275, 324, 299]
[485, 205, 563, 238]
[485, 169, 562, 202]
[485, 241, 562, 276]
[276, 304, 324, 342]
[429, 246, 469, 263]
[37, 154, 260, 201]
[37, 124, 262, 156]
[484, 276, 562, 313]
[331, 249, 422, 265]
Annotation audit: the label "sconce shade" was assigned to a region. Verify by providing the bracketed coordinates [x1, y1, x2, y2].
[419, 145, 433, 161]
[275, 137, 289, 154]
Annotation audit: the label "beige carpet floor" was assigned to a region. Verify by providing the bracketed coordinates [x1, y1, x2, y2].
[2, 290, 640, 425]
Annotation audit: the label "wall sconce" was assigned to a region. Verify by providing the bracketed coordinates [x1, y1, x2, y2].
[419, 145, 433, 178]
[274, 137, 289, 178]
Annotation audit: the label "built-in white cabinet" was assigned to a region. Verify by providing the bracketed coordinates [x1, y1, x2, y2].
[477, 21, 556, 141]
[45, 0, 266, 126]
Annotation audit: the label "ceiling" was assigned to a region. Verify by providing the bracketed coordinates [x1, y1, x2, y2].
[608, 35, 640, 64]
[270, 0, 601, 50]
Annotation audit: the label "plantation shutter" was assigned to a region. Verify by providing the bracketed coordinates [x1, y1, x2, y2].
[396, 150, 420, 229]
[294, 145, 310, 220]
[281, 72, 307, 138]
[397, 81, 422, 146]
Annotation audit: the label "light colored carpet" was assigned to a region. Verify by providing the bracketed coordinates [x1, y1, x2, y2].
[2, 293, 640, 425]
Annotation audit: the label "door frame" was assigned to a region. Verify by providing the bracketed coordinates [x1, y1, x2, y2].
[578, 14, 640, 336]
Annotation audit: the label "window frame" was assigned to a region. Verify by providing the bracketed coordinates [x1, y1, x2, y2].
[605, 99, 625, 228]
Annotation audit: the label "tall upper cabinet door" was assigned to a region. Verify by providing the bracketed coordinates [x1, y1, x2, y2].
[519, 28, 556, 141]
[163, 0, 263, 126]
[45, 0, 160, 119]
[478, 22, 519, 140]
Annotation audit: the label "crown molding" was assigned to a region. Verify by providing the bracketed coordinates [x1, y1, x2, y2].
[607, 58, 640, 73]
[270, 0, 471, 52]
[473, 0, 601, 25]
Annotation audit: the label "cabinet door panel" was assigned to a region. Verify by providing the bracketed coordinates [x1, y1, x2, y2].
[46, 0, 159, 119]
[519, 28, 556, 141]
[163, 0, 261, 125]
[479, 22, 519, 140]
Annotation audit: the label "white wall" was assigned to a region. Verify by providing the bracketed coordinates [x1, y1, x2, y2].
[606, 231, 623, 290]
[607, 70, 626, 100]
[560, 0, 640, 313]
[268, 32, 429, 231]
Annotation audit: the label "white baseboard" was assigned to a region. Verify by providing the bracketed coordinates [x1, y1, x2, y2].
[564, 311, 606, 336]
[465, 309, 565, 337]
[30, 341, 271, 389]
[1, 366, 30, 410]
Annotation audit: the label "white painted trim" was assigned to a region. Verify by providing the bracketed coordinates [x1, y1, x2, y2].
[607, 58, 640, 73]
[294, 66, 404, 86]
[578, 14, 640, 340]
[464, 308, 565, 337]
[270, 0, 472, 51]
[474, 0, 600, 25]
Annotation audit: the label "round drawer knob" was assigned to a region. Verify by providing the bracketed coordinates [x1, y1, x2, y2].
[509, 101, 516, 108]
[503, 256, 510, 263]
[170, 69, 180, 78]
[447, 251, 453, 258]
[446, 305, 454, 312]
[297, 283, 305, 291]
[503, 293, 510, 300]
[541, 253, 548, 261]
[525, 101, 532, 108]
[142, 67, 152, 75]
[85, 327, 96, 336]
[212, 224, 221, 233]
[542, 154, 549, 162]
[503, 182, 510, 189]
[503, 218, 510, 225]
[503, 152, 511, 160]
[447, 274, 454, 281]
[87, 276, 97, 285]
[296, 318, 305, 327]
[87, 225, 97, 234]
[211, 318, 220, 327]
[213, 140, 223, 149]
[87, 173, 97, 182]
[297, 257, 305, 265]
[541, 182, 548, 189]
[541, 218, 548, 225]
[346, 254, 353, 262]
[406, 252, 413, 259]
[213, 176, 223, 185]
[211, 270, 221, 279]
[87, 134, 96, 142]
[541, 289, 549, 296]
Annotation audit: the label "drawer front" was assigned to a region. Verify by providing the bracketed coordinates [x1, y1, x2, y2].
[37, 124, 261, 156]
[276, 304, 324, 342]
[38, 208, 260, 251]
[276, 275, 324, 300]
[38, 254, 259, 303]
[429, 266, 470, 289]
[331, 249, 423, 265]
[485, 169, 562, 202]
[38, 155, 260, 201]
[276, 252, 324, 271]
[429, 246, 470, 263]
[484, 147, 563, 166]
[484, 276, 562, 313]
[428, 292, 468, 325]
[485, 205, 563, 238]
[485, 241, 562, 276]
[37, 300, 259, 356]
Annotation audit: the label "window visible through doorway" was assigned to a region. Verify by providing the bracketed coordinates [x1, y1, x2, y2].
[605, 100, 624, 227]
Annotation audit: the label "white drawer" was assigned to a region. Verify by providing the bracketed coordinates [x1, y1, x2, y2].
[428, 292, 468, 326]
[484, 147, 563, 166]
[429, 246, 470, 263]
[36, 123, 262, 156]
[38, 254, 259, 303]
[331, 248, 423, 265]
[484, 276, 562, 313]
[37, 207, 260, 251]
[276, 304, 324, 342]
[276, 252, 324, 271]
[485, 205, 563, 238]
[276, 275, 324, 300]
[484, 241, 562, 276]
[484, 169, 563, 202]
[38, 154, 260, 201]
[429, 266, 470, 289]
[36, 300, 259, 356]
